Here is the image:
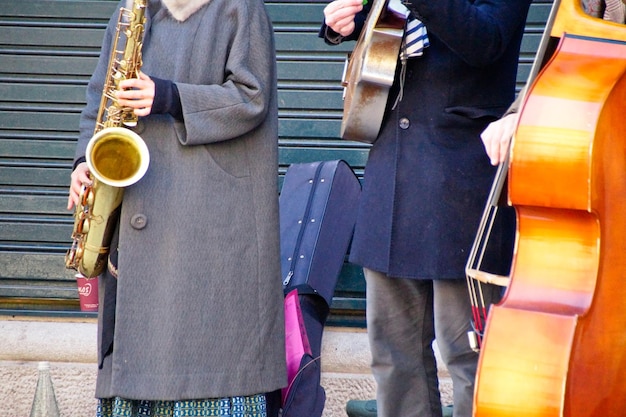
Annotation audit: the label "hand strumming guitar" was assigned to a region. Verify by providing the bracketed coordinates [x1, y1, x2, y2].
[323, 0, 364, 36]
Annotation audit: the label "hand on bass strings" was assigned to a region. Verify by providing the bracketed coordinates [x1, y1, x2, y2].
[480, 112, 519, 166]
[116, 71, 155, 117]
[324, 0, 364, 36]
[67, 162, 91, 210]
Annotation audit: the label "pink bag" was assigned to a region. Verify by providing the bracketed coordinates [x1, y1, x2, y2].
[282, 289, 312, 403]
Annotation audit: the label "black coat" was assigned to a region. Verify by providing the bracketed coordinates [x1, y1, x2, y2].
[324, 0, 531, 279]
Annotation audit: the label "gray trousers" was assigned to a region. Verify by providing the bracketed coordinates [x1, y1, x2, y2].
[364, 268, 502, 417]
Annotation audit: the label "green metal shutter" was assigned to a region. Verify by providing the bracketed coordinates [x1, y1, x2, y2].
[0, 0, 552, 325]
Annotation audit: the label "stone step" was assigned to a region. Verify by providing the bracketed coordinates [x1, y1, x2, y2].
[0, 318, 451, 417]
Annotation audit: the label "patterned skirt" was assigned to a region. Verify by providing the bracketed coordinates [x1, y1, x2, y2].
[96, 394, 267, 417]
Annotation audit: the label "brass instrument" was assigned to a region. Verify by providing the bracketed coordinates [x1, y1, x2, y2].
[65, 0, 150, 278]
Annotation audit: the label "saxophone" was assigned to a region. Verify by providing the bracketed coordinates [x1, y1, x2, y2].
[65, 0, 150, 278]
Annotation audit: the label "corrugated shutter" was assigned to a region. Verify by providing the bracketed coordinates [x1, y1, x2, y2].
[0, 0, 552, 324]
[0, 0, 114, 315]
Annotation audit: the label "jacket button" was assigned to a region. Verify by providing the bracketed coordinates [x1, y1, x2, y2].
[399, 117, 410, 129]
[130, 214, 147, 230]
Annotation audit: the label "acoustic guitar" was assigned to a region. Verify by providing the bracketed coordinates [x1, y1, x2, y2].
[340, 0, 407, 143]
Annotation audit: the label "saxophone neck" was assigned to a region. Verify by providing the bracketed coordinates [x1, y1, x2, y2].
[95, 0, 147, 134]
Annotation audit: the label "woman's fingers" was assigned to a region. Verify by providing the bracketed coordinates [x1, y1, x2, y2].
[116, 72, 155, 115]
[67, 162, 91, 210]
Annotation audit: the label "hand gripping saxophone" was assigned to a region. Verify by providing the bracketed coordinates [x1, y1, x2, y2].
[66, 0, 150, 278]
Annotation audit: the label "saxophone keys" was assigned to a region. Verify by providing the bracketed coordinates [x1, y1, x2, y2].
[79, 185, 94, 207]
[76, 213, 90, 235]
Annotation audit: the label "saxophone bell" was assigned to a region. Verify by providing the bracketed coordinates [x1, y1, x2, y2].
[86, 126, 149, 188]
[66, 127, 149, 278]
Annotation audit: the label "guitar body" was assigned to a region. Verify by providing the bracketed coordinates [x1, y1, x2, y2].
[340, 0, 406, 143]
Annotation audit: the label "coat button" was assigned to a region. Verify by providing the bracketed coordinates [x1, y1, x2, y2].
[130, 214, 147, 230]
[399, 117, 410, 129]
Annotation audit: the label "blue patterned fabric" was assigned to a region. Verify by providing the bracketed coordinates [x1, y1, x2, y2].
[402, 17, 429, 59]
[96, 394, 267, 417]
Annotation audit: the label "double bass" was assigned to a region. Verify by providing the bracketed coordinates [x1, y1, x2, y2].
[470, 0, 626, 415]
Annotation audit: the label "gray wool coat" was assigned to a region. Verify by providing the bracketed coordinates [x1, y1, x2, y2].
[74, 0, 286, 400]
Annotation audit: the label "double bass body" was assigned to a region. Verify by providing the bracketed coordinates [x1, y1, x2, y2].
[474, 2, 626, 416]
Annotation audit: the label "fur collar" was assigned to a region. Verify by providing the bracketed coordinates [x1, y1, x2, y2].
[160, 0, 211, 22]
